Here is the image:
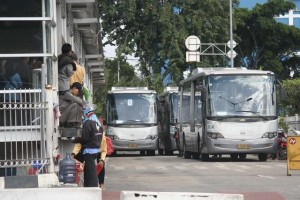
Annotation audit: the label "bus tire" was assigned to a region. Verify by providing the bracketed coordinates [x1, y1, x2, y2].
[165, 150, 173, 155]
[183, 141, 191, 159]
[147, 150, 155, 156]
[201, 153, 209, 161]
[230, 153, 238, 160]
[192, 153, 200, 159]
[140, 150, 146, 156]
[238, 154, 247, 159]
[258, 153, 268, 161]
[158, 148, 164, 155]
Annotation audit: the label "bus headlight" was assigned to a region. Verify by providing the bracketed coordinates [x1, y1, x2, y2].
[106, 128, 119, 140]
[207, 132, 224, 139]
[262, 132, 277, 139]
[146, 135, 158, 140]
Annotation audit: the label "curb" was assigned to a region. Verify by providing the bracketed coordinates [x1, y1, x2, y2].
[120, 191, 244, 200]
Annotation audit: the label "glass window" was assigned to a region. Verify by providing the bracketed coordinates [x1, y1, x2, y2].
[0, 21, 43, 53]
[107, 93, 157, 124]
[207, 75, 276, 117]
[0, 57, 43, 89]
[294, 18, 300, 28]
[0, 0, 43, 17]
[170, 93, 178, 123]
[275, 18, 289, 25]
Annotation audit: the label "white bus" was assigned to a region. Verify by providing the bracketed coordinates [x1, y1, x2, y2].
[157, 87, 179, 155]
[105, 87, 158, 156]
[178, 67, 282, 161]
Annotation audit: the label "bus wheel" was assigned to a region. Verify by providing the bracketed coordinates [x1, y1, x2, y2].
[147, 150, 155, 156]
[239, 154, 247, 159]
[192, 153, 200, 159]
[230, 153, 238, 160]
[158, 148, 164, 155]
[258, 153, 268, 161]
[140, 150, 146, 156]
[183, 142, 191, 159]
[201, 154, 209, 161]
[111, 151, 117, 157]
[165, 150, 173, 155]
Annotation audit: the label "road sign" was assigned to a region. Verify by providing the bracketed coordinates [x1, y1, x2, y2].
[287, 136, 300, 176]
[185, 35, 201, 51]
[227, 40, 237, 48]
[186, 51, 200, 62]
[226, 50, 237, 58]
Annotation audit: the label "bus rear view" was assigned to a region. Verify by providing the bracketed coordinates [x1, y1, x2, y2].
[105, 87, 158, 156]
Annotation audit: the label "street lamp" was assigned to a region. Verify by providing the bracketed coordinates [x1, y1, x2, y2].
[229, 0, 234, 68]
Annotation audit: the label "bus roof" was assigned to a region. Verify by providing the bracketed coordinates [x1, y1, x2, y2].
[179, 67, 274, 85]
[109, 87, 156, 94]
[158, 87, 178, 99]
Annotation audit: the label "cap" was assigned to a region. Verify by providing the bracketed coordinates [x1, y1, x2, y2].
[71, 82, 82, 91]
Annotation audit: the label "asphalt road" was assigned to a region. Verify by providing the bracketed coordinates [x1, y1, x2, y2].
[103, 152, 300, 200]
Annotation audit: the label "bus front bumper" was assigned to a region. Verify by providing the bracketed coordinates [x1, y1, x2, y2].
[112, 138, 158, 151]
[203, 137, 277, 154]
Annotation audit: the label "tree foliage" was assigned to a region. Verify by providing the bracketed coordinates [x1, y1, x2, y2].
[283, 78, 300, 114]
[97, 0, 300, 116]
[234, 0, 300, 80]
[99, 0, 238, 86]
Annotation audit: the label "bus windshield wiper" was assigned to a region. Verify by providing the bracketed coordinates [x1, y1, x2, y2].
[219, 96, 252, 107]
[235, 110, 268, 121]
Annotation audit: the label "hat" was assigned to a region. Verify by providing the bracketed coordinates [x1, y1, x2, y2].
[71, 82, 82, 91]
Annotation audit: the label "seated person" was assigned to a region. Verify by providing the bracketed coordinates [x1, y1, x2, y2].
[59, 82, 84, 128]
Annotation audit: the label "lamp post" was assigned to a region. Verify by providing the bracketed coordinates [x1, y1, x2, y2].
[229, 0, 234, 68]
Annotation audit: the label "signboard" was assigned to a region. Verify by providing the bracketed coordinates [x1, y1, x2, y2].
[287, 136, 300, 176]
[185, 35, 201, 51]
[226, 50, 237, 58]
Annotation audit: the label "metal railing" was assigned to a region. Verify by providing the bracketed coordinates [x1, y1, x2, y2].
[0, 89, 49, 176]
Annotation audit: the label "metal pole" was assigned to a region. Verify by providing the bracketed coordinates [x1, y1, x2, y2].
[118, 60, 120, 82]
[230, 0, 234, 68]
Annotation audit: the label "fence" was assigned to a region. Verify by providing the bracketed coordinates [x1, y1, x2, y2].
[0, 89, 49, 176]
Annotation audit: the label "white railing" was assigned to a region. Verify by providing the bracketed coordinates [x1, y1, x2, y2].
[0, 89, 50, 176]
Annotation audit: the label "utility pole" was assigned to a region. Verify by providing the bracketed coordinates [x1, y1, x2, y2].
[230, 0, 234, 68]
[117, 59, 120, 82]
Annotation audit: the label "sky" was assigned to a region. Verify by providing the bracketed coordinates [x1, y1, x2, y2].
[239, 0, 267, 9]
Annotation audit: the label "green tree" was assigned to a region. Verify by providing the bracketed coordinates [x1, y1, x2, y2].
[99, 0, 238, 86]
[283, 78, 300, 115]
[234, 0, 300, 80]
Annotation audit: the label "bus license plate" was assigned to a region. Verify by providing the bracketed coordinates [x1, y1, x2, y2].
[237, 144, 250, 149]
[128, 144, 137, 148]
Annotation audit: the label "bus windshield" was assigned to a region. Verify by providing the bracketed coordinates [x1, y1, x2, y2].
[107, 93, 157, 124]
[207, 75, 276, 117]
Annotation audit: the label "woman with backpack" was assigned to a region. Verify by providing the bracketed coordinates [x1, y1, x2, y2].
[72, 105, 104, 187]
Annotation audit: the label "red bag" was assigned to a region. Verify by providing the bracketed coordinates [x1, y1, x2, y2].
[96, 163, 103, 175]
[106, 136, 114, 156]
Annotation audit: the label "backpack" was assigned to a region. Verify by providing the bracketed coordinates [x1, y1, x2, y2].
[106, 136, 114, 156]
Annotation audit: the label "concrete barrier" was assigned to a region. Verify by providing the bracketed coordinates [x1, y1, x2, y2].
[0, 187, 102, 200]
[120, 191, 244, 200]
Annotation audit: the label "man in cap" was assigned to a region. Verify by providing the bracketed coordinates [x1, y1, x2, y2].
[59, 82, 84, 127]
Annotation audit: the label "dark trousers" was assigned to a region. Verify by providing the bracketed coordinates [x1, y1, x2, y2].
[83, 153, 98, 187]
[97, 155, 105, 185]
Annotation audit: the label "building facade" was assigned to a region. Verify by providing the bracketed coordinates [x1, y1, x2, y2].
[0, 0, 104, 183]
